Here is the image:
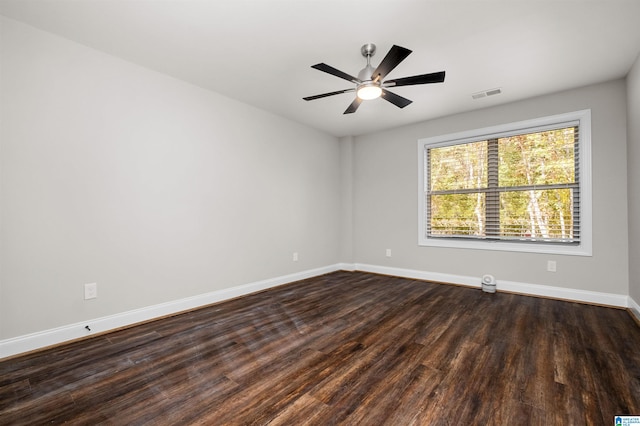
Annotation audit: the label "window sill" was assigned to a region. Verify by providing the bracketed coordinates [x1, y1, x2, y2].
[418, 237, 592, 256]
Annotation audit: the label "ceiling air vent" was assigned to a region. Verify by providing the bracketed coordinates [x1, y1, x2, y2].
[472, 88, 502, 100]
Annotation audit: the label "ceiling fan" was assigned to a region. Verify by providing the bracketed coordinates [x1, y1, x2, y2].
[303, 43, 445, 114]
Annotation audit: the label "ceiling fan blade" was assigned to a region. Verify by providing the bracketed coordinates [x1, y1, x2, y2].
[384, 71, 446, 87]
[371, 45, 412, 83]
[343, 98, 363, 114]
[303, 88, 355, 101]
[381, 89, 413, 109]
[311, 63, 361, 83]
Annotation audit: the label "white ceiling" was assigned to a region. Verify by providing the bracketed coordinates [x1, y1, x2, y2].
[1, 0, 640, 137]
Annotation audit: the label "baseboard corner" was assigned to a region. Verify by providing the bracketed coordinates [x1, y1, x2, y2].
[628, 296, 640, 325]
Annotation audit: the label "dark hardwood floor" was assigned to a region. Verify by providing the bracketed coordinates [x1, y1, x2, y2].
[1, 271, 639, 425]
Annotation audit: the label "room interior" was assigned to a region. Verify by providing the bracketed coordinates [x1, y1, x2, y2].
[1, 0, 640, 422]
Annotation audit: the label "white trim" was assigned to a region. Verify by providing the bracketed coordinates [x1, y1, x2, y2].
[0, 264, 342, 360]
[629, 296, 640, 322]
[417, 109, 592, 257]
[336, 262, 356, 272]
[353, 263, 628, 308]
[354, 263, 481, 288]
[498, 279, 626, 307]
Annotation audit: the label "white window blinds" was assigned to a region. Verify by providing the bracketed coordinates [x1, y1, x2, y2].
[418, 109, 591, 255]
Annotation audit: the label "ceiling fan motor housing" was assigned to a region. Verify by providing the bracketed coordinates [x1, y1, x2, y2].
[358, 64, 375, 81]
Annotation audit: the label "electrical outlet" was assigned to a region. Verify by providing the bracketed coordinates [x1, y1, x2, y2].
[293, 252, 299, 262]
[386, 249, 392, 257]
[84, 282, 97, 300]
[547, 261, 557, 272]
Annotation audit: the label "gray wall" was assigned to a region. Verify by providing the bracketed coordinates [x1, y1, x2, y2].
[0, 18, 341, 339]
[628, 53, 640, 306]
[352, 80, 629, 295]
[339, 136, 355, 265]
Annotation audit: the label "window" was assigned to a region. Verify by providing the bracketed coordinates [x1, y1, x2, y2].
[418, 110, 591, 256]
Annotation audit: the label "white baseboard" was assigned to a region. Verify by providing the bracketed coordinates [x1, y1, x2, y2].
[629, 296, 640, 321]
[353, 263, 481, 287]
[0, 264, 342, 360]
[336, 262, 356, 272]
[352, 263, 629, 308]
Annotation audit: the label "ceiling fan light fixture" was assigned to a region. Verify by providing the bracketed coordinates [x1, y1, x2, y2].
[357, 83, 382, 100]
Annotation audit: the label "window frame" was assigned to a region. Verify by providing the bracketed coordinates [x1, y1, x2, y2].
[417, 109, 592, 256]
